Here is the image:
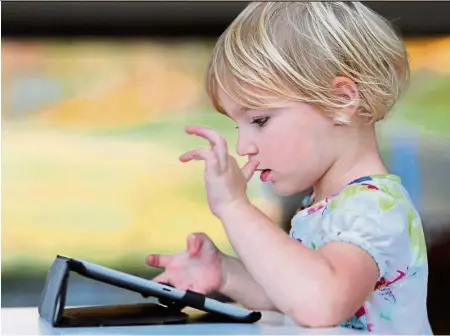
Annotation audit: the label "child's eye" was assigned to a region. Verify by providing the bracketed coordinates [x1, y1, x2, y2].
[251, 116, 269, 127]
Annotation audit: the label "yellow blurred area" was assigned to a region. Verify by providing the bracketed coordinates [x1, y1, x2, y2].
[404, 36, 450, 72]
[26, 70, 201, 130]
[1, 40, 208, 130]
[1, 128, 277, 271]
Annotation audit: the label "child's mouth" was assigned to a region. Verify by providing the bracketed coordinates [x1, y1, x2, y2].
[260, 169, 272, 182]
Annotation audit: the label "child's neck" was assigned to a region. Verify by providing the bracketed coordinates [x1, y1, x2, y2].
[313, 124, 387, 202]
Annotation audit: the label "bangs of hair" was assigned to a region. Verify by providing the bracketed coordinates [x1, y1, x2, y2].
[206, 3, 310, 114]
[206, 33, 295, 115]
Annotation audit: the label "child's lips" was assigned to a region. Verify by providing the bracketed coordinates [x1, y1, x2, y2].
[260, 169, 272, 182]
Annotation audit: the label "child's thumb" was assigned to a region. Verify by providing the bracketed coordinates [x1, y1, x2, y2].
[241, 159, 260, 182]
[152, 272, 170, 285]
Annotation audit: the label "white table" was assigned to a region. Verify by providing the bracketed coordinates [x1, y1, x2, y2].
[2, 308, 365, 335]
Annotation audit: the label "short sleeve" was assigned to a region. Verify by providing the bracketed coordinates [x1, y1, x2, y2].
[321, 186, 410, 280]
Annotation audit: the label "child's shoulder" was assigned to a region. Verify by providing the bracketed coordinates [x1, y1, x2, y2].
[296, 174, 419, 221]
[325, 174, 424, 241]
[328, 174, 418, 217]
[291, 174, 427, 274]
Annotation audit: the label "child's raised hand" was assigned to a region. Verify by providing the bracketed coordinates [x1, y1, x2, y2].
[179, 125, 259, 218]
[146, 233, 225, 294]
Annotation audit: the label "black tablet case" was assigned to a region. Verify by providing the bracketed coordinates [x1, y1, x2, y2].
[38, 255, 261, 327]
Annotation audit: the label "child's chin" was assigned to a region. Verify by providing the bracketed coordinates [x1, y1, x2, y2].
[271, 181, 299, 196]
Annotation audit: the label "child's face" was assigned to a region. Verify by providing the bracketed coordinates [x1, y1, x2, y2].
[218, 89, 340, 195]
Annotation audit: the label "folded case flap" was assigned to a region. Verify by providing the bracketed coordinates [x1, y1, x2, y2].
[38, 256, 70, 326]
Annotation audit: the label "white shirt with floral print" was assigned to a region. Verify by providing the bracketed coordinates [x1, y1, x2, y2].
[289, 174, 432, 334]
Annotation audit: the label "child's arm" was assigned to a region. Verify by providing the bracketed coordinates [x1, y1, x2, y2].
[219, 201, 378, 327]
[220, 254, 277, 310]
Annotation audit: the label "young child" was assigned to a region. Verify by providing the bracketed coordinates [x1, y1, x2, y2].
[146, 2, 431, 334]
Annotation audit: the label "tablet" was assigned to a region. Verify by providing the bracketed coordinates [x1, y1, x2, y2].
[60, 255, 262, 323]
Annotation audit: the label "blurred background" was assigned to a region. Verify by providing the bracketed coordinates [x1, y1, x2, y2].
[2, 1, 450, 333]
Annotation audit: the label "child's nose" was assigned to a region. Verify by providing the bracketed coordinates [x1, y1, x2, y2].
[236, 137, 258, 157]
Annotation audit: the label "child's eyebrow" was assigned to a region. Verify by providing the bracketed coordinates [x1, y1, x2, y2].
[238, 106, 251, 114]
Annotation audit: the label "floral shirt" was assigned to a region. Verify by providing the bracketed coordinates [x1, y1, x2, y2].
[289, 174, 432, 334]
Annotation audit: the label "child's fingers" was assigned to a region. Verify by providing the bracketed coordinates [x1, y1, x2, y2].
[179, 148, 220, 174]
[241, 159, 260, 181]
[179, 147, 212, 162]
[187, 233, 205, 257]
[185, 125, 229, 172]
[146, 254, 173, 268]
[192, 232, 217, 251]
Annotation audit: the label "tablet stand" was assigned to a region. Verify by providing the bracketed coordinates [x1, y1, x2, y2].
[38, 255, 189, 327]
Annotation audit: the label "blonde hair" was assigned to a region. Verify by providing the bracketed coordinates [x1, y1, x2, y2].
[206, 1, 410, 124]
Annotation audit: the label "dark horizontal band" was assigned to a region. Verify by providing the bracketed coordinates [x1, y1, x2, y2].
[2, 1, 450, 38]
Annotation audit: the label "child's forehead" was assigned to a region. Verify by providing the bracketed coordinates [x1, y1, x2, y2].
[217, 88, 289, 117]
[221, 105, 251, 120]
[216, 89, 247, 116]
[221, 102, 270, 119]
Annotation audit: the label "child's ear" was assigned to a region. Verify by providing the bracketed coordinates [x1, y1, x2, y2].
[331, 76, 360, 124]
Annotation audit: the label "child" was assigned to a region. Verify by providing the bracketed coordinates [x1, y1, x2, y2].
[146, 2, 431, 334]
